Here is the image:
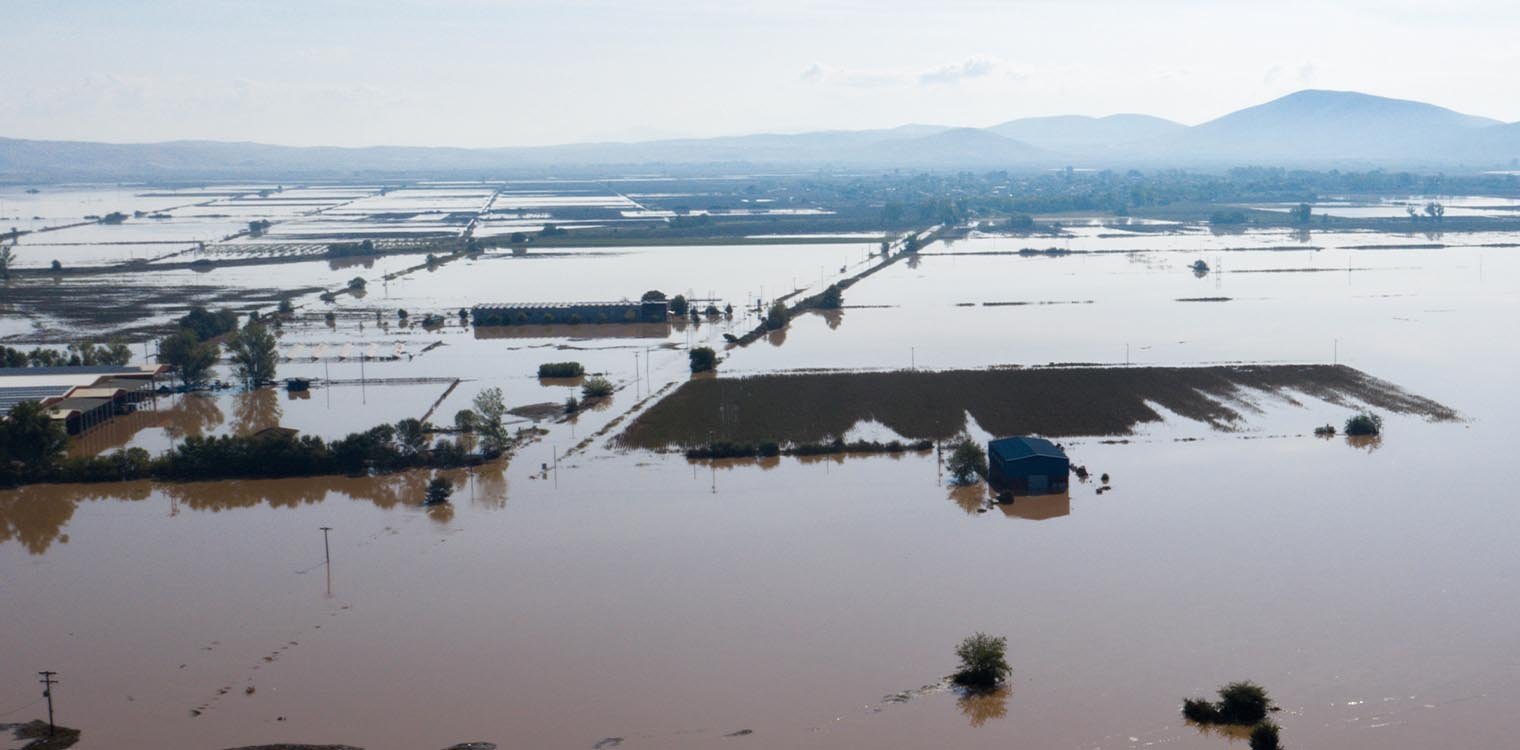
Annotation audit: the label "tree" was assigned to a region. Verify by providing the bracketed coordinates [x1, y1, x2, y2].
[641, 290, 666, 302]
[952, 633, 1011, 690]
[1424, 201, 1445, 220]
[581, 376, 614, 399]
[947, 439, 987, 484]
[0, 400, 69, 475]
[765, 301, 789, 330]
[453, 409, 478, 433]
[158, 330, 218, 387]
[1344, 411, 1382, 436]
[669, 294, 688, 316]
[689, 346, 717, 373]
[0, 244, 14, 280]
[818, 283, 843, 309]
[1289, 202, 1312, 224]
[472, 387, 508, 453]
[227, 322, 278, 387]
[424, 476, 454, 505]
[1249, 721, 1282, 750]
[1183, 681, 1274, 726]
[395, 418, 428, 456]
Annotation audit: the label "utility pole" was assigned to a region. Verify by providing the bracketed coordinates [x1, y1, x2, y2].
[38, 671, 57, 736]
[319, 527, 332, 567]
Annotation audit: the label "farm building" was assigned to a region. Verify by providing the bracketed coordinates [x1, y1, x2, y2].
[472, 300, 669, 326]
[0, 364, 167, 435]
[987, 436, 1070, 494]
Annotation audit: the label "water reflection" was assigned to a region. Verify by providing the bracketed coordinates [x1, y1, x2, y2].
[948, 483, 990, 515]
[1186, 719, 1254, 742]
[995, 491, 1071, 521]
[956, 685, 1011, 727]
[1345, 434, 1383, 453]
[0, 463, 511, 555]
[232, 387, 283, 435]
[162, 394, 227, 442]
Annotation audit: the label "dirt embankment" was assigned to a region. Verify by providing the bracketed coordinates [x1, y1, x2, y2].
[618, 364, 1458, 449]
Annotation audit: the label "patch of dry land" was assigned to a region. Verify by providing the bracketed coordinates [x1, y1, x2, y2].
[619, 364, 1457, 449]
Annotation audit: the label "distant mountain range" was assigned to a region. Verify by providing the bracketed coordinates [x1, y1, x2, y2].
[3, 90, 1518, 180]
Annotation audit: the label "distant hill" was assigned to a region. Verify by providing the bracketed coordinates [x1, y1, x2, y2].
[3, 89, 1519, 179]
[1168, 89, 1502, 162]
[987, 114, 1186, 153]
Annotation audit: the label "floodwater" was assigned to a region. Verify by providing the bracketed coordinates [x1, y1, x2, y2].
[3, 192, 1520, 749]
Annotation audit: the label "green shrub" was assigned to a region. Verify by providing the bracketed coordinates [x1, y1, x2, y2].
[947, 439, 987, 485]
[1313, 424, 1336, 437]
[951, 633, 1011, 690]
[424, 476, 454, 505]
[1249, 721, 1282, 750]
[581, 376, 614, 399]
[765, 301, 789, 330]
[689, 347, 717, 374]
[538, 362, 585, 378]
[453, 409, 477, 433]
[1344, 412, 1382, 436]
[1183, 681, 1273, 726]
[564, 396, 580, 414]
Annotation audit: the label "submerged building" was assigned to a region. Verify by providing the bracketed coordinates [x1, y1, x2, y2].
[471, 300, 669, 326]
[987, 436, 1070, 494]
[0, 364, 167, 435]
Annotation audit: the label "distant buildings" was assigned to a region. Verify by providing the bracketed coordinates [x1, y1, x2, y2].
[987, 436, 1070, 494]
[0, 364, 167, 434]
[471, 300, 669, 326]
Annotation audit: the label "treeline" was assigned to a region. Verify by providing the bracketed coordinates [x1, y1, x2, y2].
[0, 341, 133, 368]
[684, 437, 933, 459]
[0, 403, 494, 487]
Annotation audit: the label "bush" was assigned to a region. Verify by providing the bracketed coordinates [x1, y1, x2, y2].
[424, 476, 454, 505]
[538, 362, 585, 378]
[947, 439, 987, 485]
[564, 396, 580, 413]
[348, 277, 366, 291]
[581, 376, 614, 399]
[951, 633, 1011, 689]
[689, 347, 717, 374]
[1313, 424, 1336, 437]
[1183, 681, 1273, 726]
[818, 283, 843, 309]
[765, 301, 789, 330]
[1344, 412, 1382, 436]
[1249, 721, 1282, 750]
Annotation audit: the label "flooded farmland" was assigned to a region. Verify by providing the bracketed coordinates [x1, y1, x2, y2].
[3, 182, 1520, 750]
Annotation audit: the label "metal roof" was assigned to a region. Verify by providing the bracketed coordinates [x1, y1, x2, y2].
[988, 436, 1067, 462]
[473, 301, 646, 310]
[0, 365, 153, 377]
[0, 385, 73, 412]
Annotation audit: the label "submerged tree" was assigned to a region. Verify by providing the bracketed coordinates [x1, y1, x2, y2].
[951, 633, 1011, 690]
[158, 329, 218, 387]
[227, 322, 278, 387]
[423, 476, 454, 505]
[818, 283, 843, 309]
[947, 439, 987, 485]
[689, 346, 717, 374]
[472, 387, 509, 454]
[765, 301, 790, 330]
[0, 244, 13, 280]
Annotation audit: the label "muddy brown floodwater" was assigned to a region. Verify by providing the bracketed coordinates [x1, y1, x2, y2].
[3, 216, 1520, 749]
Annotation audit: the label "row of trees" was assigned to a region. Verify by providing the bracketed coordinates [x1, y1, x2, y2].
[156, 306, 277, 388]
[0, 342, 133, 369]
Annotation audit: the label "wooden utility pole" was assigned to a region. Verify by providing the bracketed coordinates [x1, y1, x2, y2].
[38, 671, 57, 736]
[319, 527, 332, 567]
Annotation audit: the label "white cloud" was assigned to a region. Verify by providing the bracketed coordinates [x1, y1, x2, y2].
[800, 56, 1023, 89]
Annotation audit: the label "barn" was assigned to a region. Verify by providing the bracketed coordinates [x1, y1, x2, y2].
[987, 436, 1070, 494]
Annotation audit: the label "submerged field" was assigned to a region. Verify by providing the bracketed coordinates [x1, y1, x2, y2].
[2, 182, 1519, 750]
[619, 364, 1458, 448]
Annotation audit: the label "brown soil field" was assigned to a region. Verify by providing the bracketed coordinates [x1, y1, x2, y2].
[618, 364, 1457, 449]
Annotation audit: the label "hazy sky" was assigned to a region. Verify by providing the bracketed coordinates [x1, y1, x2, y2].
[6, 0, 1518, 147]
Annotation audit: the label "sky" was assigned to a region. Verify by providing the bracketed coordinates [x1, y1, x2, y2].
[5, 0, 1518, 148]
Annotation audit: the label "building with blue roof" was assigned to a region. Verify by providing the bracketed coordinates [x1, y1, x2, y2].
[987, 436, 1070, 494]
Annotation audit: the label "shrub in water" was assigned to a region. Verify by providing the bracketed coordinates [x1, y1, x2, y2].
[1344, 411, 1382, 436]
[952, 632, 1011, 690]
[1183, 680, 1273, 726]
[538, 362, 585, 378]
[689, 347, 717, 374]
[947, 439, 987, 485]
[1249, 720, 1282, 750]
[581, 376, 614, 399]
[424, 476, 453, 505]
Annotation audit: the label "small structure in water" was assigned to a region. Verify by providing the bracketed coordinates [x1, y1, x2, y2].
[987, 436, 1070, 495]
